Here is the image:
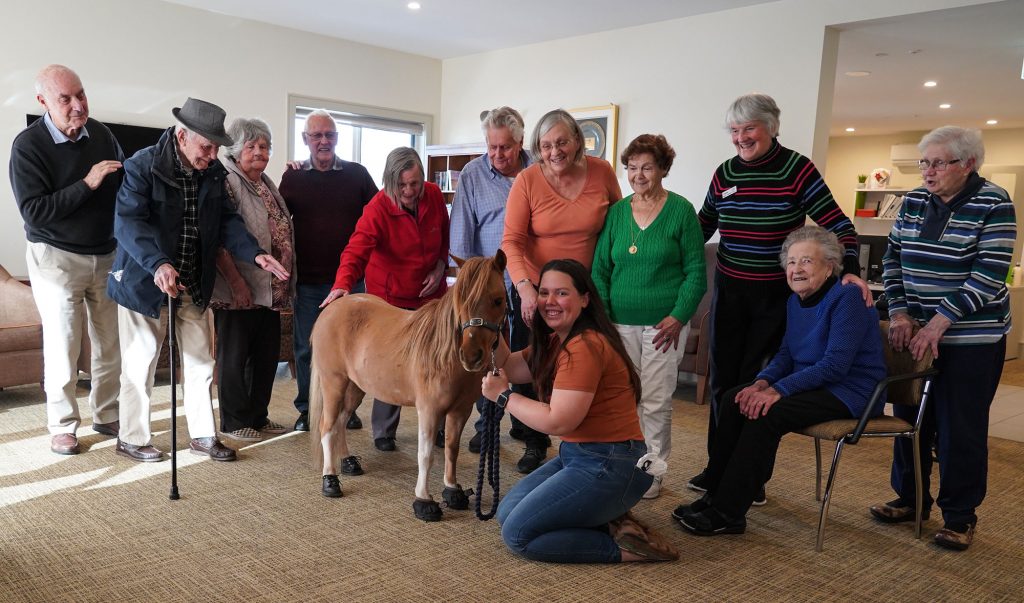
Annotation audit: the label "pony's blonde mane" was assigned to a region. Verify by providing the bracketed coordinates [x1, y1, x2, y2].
[402, 256, 499, 383]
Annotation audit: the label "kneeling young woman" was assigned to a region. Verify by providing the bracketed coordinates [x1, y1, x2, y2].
[482, 259, 677, 563]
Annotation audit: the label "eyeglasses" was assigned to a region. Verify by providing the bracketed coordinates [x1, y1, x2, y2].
[539, 139, 573, 153]
[918, 158, 961, 171]
[305, 131, 338, 142]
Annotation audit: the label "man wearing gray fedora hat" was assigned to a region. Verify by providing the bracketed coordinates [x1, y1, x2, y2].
[108, 97, 290, 463]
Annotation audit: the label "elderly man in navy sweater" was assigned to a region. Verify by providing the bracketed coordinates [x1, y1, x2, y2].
[10, 65, 123, 456]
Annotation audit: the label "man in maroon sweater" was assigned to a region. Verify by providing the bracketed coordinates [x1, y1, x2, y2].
[279, 110, 377, 431]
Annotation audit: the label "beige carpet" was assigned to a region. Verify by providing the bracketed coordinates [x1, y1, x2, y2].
[0, 374, 1022, 602]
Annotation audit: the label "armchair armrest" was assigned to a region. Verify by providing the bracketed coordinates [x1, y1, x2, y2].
[846, 367, 939, 444]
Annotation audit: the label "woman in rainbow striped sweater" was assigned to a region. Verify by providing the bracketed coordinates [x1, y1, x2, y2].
[688, 94, 868, 497]
[872, 126, 1015, 551]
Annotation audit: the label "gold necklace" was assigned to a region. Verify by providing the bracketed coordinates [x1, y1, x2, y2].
[628, 195, 663, 254]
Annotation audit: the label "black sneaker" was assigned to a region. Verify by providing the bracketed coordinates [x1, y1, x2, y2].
[374, 437, 396, 452]
[678, 507, 746, 536]
[340, 455, 363, 476]
[687, 468, 710, 492]
[468, 432, 482, 454]
[346, 413, 362, 430]
[293, 412, 309, 432]
[751, 486, 767, 507]
[517, 447, 546, 474]
[671, 493, 712, 521]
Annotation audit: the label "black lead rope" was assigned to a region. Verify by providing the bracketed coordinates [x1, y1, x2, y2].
[475, 391, 504, 520]
[475, 332, 505, 521]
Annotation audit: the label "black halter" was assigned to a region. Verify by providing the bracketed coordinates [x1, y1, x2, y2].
[458, 316, 505, 359]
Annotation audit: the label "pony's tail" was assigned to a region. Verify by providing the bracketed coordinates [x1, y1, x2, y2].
[309, 353, 324, 471]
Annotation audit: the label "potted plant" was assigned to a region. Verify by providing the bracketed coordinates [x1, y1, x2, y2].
[855, 175, 868, 209]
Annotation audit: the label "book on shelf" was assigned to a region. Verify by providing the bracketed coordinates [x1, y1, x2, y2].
[877, 194, 904, 219]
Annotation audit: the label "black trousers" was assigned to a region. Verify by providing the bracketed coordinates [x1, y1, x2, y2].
[890, 338, 1004, 528]
[706, 384, 852, 517]
[505, 284, 551, 449]
[214, 308, 281, 432]
[706, 272, 790, 455]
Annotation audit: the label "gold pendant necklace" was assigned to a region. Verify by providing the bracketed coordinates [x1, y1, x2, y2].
[628, 195, 662, 255]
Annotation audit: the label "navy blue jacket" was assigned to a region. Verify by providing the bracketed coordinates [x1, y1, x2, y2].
[108, 127, 263, 318]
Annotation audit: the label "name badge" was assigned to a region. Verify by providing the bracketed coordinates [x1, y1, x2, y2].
[723, 186, 738, 198]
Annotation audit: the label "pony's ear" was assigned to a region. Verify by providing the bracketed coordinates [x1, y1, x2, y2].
[450, 253, 466, 267]
[493, 249, 507, 272]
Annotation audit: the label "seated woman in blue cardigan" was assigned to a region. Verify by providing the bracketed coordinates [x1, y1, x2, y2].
[675, 225, 886, 536]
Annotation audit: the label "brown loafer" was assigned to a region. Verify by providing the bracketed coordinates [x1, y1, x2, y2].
[934, 524, 974, 551]
[115, 439, 164, 462]
[609, 512, 680, 562]
[92, 421, 119, 437]
[51, 433, 80, 455]
[190, 437, 237, 462]
[869, 499, 929, 523]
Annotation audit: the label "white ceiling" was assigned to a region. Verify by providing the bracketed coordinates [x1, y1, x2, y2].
[161, 0, 1024, 137]
[830, 1, 1024, 136]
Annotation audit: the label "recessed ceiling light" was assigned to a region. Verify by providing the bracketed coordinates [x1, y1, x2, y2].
[845, 127, 856, 132]
[407, 1, 421, 9]
[923, 81, 937, 87]
[987, 119, 998, 125]
[939, 103, 951, 109]
[845, 71, 871, 77]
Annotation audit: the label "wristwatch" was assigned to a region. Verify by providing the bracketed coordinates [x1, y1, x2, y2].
[495, 388, 514, 409]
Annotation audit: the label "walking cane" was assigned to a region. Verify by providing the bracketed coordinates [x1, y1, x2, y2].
[168, 291, 180, 500]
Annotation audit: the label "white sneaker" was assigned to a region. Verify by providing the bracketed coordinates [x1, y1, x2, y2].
[642, 477, 663, 499]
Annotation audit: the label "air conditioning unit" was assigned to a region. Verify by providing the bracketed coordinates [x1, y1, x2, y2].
[890, 144, 920, 174]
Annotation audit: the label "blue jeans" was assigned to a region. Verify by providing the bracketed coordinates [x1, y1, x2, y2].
[497, 440, 652, 563]
[292, 281, 363, 413]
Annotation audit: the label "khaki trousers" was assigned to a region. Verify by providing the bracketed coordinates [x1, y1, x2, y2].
[25, 242, 120, 434]
[616, 323, 688, 470]
[117, 295, 215, 446]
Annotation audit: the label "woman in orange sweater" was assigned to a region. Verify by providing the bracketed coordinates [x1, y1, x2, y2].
[500, 109, 622, 473]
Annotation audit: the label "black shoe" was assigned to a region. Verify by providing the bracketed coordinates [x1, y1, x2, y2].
[870, 499, 930, 523]
[752, 486, 767, 507]
[468, 432, 482, 454]
[340, 455, 364, 476]
[322, 475, 342, 498]
[517, 447, 546, 474]
[672, 493, 712, 521]
[678, 507, 746, 536]
[346, 413, 362, 430]
[294, 412, 309, 432]
[687, 468, 710, 492]
[374, 437, 396, 452]
[435, 429, 445, 449]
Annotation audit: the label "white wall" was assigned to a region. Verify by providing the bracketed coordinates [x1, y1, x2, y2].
[438, 0, 992, 208]
[0, 0, 441, 276]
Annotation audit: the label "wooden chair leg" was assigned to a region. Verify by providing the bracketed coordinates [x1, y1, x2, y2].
[695, 374, 708, 405]
[816, 439, 847, 552]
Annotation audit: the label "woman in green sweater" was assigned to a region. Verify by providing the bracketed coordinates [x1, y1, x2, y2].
[592, 134, 707, 499]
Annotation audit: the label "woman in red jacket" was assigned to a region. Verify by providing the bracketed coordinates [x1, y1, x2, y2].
[322, 146, 449, 452]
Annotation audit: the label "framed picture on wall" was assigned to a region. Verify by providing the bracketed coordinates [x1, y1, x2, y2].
[568, 104, 619, 170]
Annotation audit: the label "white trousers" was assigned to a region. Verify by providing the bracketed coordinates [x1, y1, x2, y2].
[25, 242, 120, 434]
[616, 323, 688, 470]
[117, 295, 215, 446]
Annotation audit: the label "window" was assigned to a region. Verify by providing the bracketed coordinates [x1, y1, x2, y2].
[288, 96, 432, 188]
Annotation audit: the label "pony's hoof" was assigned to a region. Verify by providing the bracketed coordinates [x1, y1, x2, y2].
[341, 455, 364, 476]
[322, 475, 342, 498]
[413, 498, 443, 521]
[442, 485, 473, 510]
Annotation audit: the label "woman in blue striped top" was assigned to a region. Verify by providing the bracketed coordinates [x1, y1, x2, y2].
[871, 126, 1016, 552]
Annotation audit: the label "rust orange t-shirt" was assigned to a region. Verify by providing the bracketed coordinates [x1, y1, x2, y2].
[502, 156, 622, 285]
[528, 330, 643, 443]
